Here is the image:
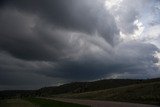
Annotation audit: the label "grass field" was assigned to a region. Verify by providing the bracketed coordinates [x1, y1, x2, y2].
[0, 98, 89, 107]
[56, 82, 160, 105]
[0, 99, 38, 107]
[27, 98, 89, 107]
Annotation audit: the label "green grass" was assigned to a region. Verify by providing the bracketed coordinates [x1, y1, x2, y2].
[56, 82, 160, 105]
[0, 99, 37, 107]
[0, 98, 89, 107]
[26, 98, 89, 107]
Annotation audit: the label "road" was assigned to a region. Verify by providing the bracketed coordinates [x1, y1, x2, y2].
[48, 98, 160, 107]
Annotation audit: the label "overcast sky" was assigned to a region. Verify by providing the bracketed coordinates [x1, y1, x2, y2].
[0, 0, 160, 90]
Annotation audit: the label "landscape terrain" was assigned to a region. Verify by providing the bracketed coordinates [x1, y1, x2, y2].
[1, 0, 160, 107]
[0, 78, 160, 106]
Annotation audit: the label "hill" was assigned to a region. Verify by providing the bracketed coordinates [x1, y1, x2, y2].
[36, 78, 160, 96]
[57, 81, 160, 105]
[0, 78, 160, 100]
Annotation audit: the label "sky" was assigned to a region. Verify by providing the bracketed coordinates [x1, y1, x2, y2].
[0, 0, 160, 90]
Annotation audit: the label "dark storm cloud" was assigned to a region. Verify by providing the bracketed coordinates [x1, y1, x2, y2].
[75, 45, 157, 79]
[0, 0, 160, 90]
[0, 52, 66, 90]
[0, 70, 62, 90]
[1, 0, 119, 44]
[0, 0, 119, 61]
[34, 41, 159, 81]
[0, 8, 71, 61]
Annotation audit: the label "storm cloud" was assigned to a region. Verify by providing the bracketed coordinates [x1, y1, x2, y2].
[0, 0, 160, 90]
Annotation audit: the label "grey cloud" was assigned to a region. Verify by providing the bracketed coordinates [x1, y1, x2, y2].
[114, 41, 160, 78]
[106, 0, 152, 35]
[1, 0, 119, 45]
[0, 8, 73, 61]
[0, 70, 62, 90]
[0, 0, 160, 90]
[0, 0, 119, 61]
[37, 41, 159, 81]
[0, 52, 66, 90]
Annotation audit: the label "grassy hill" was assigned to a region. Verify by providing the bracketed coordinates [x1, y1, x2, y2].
[0, 98, 89, 107]
[36, 78, 160, 96]
[35, 79, 142, 96]
[56, 81, 160, 105]
[1, 78, 160, 105]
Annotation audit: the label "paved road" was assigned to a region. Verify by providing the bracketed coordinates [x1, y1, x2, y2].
[49, 98, 160, 107]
